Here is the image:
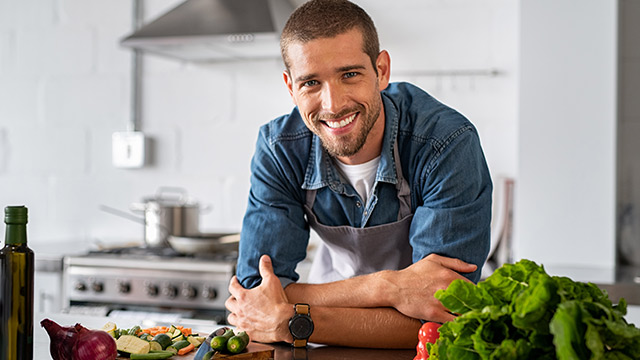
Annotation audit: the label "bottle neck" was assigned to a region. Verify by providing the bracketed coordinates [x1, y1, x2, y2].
[5, 223, 27, 245]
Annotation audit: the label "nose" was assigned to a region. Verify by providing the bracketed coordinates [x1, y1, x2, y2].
[320, 83, 347, 114]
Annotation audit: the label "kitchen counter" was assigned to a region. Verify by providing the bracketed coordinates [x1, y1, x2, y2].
[34, 313, 416, 359]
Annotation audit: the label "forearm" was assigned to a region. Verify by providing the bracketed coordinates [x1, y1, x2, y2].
[284, 270, 395, 308]
[309, 306, 421, 348]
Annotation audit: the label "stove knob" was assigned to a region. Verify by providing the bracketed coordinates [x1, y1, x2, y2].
[145, 284, 159, 297]
[202, 286, 217, 300]
[74, 281, 87, 292]
[91, 282, 104, 293]
[118, 282, 131, 294]
[163, 285, 179, 299]
[182, 285, 198, 299]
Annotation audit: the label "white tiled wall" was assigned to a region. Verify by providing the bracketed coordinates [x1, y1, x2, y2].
[0, 0, 518, 248]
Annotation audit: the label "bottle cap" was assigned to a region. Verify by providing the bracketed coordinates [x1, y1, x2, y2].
[4, 205, 28, 225]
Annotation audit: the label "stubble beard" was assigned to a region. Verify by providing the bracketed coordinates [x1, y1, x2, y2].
[311, 97, 382, 158]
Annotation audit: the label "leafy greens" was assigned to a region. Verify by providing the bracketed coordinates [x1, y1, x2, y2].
[428, 259, 640, 360]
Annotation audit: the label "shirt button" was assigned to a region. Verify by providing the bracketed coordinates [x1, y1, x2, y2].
[356, 202, 362, 208]
[364, 211, 368, 216]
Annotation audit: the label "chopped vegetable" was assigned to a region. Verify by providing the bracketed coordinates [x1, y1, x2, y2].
[177, 343, 195, 355]
[427, 259, 640, 359]
[116, 335, 150, 355]
[152, 333, 172, 350]
[130, 351, 174, 360]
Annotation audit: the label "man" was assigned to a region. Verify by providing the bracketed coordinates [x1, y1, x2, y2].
[225, 0, 492, 349]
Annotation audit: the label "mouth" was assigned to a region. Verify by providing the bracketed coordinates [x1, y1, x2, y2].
[322, 113, 357, 129]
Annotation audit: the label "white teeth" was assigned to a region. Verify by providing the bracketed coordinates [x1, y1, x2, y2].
[325, 114, 356, 129]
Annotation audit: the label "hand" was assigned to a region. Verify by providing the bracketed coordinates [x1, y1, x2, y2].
[389, 254, 477, 323]
[225, 255, 293, 343]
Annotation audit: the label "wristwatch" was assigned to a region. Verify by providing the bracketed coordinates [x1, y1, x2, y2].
[288, 303, 314, 347]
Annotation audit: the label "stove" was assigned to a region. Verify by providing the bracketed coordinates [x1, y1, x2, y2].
[62, 247, 237, 324]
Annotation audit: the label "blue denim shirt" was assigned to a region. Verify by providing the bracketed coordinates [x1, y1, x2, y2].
[237, 82, 492, 289]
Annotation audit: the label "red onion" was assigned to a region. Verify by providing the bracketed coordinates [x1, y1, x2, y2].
[41, 318, 117, 360]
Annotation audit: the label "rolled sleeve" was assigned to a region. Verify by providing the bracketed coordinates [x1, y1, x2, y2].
[409, 127, 492, 283]
[236, 126, 310, 289]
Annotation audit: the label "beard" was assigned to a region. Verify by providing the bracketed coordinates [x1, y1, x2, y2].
[310, 96, 382, 158]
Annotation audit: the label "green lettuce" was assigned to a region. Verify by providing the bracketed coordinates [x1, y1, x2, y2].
[428, 259, 640, 360]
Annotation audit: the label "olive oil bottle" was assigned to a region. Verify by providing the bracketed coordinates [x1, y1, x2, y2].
[0, 206, 34, 360]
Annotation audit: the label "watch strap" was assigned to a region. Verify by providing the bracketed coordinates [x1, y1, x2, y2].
[291, 303, 312, 347]
[293, 338, 308, 347]
[295, 303, 310, 316]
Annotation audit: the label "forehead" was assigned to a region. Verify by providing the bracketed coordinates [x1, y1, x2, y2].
[286, 29, 371, 78]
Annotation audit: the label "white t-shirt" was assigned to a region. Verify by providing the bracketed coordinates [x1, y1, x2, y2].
[334, 156, 381, 206]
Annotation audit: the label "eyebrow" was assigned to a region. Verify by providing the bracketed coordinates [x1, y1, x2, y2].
[294, 64, 368, 84]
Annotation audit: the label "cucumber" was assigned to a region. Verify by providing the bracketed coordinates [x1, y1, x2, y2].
[226, 331, 250, 354]
[129, 351, 174, 359]
[148, 341, 162, 351]
[210, 329, 234, 351]
[128, 325, 141, 336]
[172, 339, 191, 351]
[187, 335, 206, 347]
[152, 333, 172, 350]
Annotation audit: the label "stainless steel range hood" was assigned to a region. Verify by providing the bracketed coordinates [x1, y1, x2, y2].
[120, 0, 296, 62]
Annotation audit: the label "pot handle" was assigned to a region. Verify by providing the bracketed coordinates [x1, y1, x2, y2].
[99, 205, 145, 224]
[156, 186, 188, 203]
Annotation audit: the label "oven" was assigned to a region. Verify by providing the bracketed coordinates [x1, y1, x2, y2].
[62, 247, 236, 324]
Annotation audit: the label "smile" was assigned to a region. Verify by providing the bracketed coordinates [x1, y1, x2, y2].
[324, 113, 357, 129]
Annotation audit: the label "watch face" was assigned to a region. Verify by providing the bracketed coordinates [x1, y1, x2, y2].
[289, 314, 314, 339]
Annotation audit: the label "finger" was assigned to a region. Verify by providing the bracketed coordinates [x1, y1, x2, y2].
[258, 254, 276, 281]
[228, 275, 243, 295]
[428, 254, 477, 273]
[224, 296, 236, 313]
[227, 312, 238, 326]
[434, 310, 457, 323]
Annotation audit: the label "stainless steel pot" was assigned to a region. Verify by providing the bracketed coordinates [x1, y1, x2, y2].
[131, 187, 201, 247]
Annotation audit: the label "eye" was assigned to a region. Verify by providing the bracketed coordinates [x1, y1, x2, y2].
[302, 79, 319, 87]
[343, 71, 358, 79]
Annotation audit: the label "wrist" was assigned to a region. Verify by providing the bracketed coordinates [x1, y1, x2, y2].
[374, 269, 398, 307]
[276, 302, 294, 343]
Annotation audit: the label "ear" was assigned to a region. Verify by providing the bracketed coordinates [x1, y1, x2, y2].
[283, 70, 295, 99]
[375, 50, 391, 91]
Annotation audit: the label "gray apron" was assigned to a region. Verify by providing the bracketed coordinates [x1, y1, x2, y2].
[304, 145, 414, 283]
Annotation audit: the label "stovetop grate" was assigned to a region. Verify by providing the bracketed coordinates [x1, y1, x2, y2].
[86, 246, 238, 262]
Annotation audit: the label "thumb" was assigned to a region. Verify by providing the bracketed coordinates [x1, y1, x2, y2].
[258, 254, 276, 280]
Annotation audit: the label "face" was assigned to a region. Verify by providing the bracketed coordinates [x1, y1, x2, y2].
[283, 28, 390, 163]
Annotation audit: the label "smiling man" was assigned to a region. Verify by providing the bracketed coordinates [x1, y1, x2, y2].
[225, 0, 492, 349]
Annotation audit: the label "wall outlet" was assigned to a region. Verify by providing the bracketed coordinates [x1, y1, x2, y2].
[112, 131, 145, 168]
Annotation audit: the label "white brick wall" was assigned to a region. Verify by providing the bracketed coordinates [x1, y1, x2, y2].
[0, 0, 518, 247]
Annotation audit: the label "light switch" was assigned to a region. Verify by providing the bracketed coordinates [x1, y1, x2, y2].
[112, 131, 145, 168]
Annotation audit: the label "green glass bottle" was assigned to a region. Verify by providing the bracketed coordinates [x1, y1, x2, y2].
[0, 205, 34, 360]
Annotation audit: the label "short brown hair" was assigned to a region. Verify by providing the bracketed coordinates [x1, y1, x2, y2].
[280, 0, 380, 72]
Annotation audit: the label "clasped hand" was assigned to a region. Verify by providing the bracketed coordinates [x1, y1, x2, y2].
[390, 253, 477, 323]
[225, 255, 293, 343]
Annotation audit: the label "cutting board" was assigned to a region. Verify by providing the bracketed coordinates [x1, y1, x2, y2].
[117, 342, 274, 360]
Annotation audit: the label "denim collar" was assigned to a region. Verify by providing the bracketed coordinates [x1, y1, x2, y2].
[302, 93, 399, 191]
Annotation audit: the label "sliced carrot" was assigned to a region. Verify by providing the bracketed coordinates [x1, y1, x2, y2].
[177, 343, 195, 355]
